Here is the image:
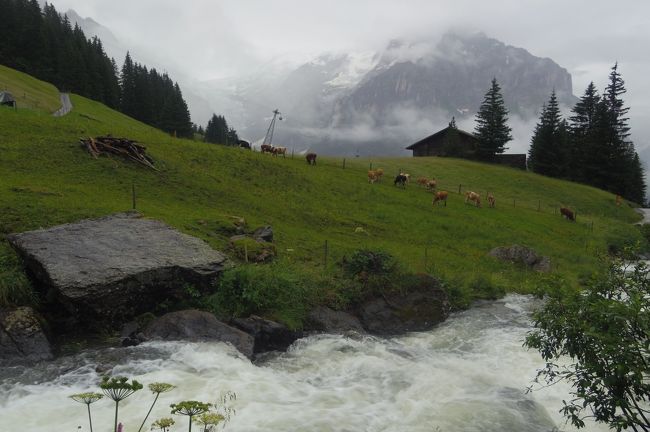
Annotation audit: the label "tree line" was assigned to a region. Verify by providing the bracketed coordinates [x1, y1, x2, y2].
[470, 66, 645, 204]
[528, 64, 645, 204]
[0, 0, 193, 138]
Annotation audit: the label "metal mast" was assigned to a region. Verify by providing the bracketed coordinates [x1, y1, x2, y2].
[262, 109, 282, 146]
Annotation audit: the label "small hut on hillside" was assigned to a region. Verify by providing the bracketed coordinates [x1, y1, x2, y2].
[0, 92, 16, 109]
[406, 119, 527, 170]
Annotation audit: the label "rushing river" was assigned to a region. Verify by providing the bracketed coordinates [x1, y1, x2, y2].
[0, 294, 607, 432]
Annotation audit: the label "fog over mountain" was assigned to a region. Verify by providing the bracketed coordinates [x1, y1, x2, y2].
[51, 0, 650, 163]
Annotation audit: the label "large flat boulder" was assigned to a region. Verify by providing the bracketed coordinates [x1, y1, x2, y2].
[488, 245, 551, 272]
[7, 212, 227, 330]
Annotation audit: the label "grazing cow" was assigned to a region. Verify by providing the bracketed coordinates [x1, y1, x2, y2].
[400, 173, 411, 183]
[465, 191, 481, 207]
[426, 179, 437, 191]
[306, 152, 317, 165]
[432, 191, 449, 207]
[487, 193, 496, 208]
[368, 170, 379, 183]
[375, 168, 384, 182]
[394, 174, 408, 187]
[616, 194, 622, 206]
[416, 176, 429, 187]
[261, 144, 274, 154]
[560, 207, 576, 222]
[273, 146, 287, 157]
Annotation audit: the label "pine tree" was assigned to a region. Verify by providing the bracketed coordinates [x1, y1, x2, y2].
[568, 82, 601, 182]
[528, 91, 568, 177]
[442, 117, 463, 157]
[474, 78, 513, 161]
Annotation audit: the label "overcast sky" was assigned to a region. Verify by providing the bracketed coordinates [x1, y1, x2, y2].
[48, 0, 650, 152]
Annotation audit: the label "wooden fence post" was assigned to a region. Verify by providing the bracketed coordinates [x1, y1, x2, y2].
[458, 184, 462, 194]
[343, 158, 346, 169]
[538, 200, 541, 212]
[324, 240, 329, 269]
[513, 199, 516, 208]
[591, 221, 594, 233]
[132, 183, 136, 210]
[244, 244, 249, 263]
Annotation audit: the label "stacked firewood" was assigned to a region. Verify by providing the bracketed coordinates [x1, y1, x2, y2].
[79, 136, 157, 170]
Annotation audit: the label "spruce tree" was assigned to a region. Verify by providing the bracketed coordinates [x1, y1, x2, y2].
[528, 91, 568, 177]
[568, 82, 601, 182]
[474, 78, 513, 161]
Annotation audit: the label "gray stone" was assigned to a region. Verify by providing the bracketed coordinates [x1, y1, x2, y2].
[7, 212, 228, 330]
[144, 310, 254, 358]
[252, 225, 273, 243]
[231, 315, 301, 354]
[489, 245, 551, 273]
[357, 274, 450, 335]
[306, 307, 365, 333]
[0, 307, 53, 363]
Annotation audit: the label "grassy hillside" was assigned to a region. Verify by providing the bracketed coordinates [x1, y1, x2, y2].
[0, 64, 61, 113]
[0, 66, 643, 324]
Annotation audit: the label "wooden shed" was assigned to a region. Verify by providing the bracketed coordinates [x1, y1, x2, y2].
[406, 124, 527, 170]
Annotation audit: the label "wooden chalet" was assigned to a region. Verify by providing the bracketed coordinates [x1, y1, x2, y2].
[406, 124, 527, 170]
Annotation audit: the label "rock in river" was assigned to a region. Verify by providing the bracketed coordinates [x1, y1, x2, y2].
[0, 307, 53, 363]
[7, 212, 227, 331]
[144, 309, 254, 358]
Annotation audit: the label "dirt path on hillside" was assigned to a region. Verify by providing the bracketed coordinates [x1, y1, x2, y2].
[53, 92, 72, 117]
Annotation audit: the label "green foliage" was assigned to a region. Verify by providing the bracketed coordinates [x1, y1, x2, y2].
[230, 237, 276, 262]
[137, 383, 176, 432]
[467, 274, 504, 300]
[171, 401, 212, 432]
[70, 392, 104, 404]
[100, 376, 144, 432]
[194, 413, 225, 431]
[525, 253, 650, 431]
[474, 78, 513, 161]
[100, 376, 144, 401]
[70, 392, 103, 432]
[208, 262, 317, 329]
[151, 418, 175, 432]
[0, 243, 36, 307]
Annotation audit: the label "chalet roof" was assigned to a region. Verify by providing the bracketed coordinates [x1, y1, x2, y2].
[405, 126, 477, 150]
[0, 91, 15, 104]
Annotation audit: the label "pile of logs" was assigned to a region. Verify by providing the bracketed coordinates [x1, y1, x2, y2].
[80, 136, 157, 170]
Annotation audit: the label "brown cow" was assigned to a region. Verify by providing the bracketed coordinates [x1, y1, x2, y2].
[433, 191, 449, 207]
[368, 170, 379, 183]
[260, 144, 274, 154]
[465, 191, 481, 207]
[416, 176, 429, 187]
[272, 146, 287, 157]
[306, 152, 317, 165]
[375, 168, 384, 181]
[426, 179, 437, 191]
[560, 207, 575, 222]
[487, 193, 496, 208]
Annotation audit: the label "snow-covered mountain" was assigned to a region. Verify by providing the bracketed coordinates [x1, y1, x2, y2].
[61, 9, 577, 156]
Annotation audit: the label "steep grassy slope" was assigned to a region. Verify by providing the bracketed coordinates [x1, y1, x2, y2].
[0, 64, 61, 113]
[0, 67, 643, 318]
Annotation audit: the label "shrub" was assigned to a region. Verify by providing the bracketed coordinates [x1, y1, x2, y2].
[207, 262, 317, 329]
[467, 274, 505, 300]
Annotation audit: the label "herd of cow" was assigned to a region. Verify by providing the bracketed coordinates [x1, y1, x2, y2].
[256, 146, 580, 223]
[367, 168, 578, 222]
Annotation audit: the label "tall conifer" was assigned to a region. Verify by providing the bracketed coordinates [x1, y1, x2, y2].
[474, 78, 513, 161]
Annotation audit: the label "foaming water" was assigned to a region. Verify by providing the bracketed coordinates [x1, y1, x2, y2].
[0, 295, 608, 431]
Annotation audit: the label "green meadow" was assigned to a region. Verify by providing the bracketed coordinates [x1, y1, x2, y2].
[0, 65, 643, 325]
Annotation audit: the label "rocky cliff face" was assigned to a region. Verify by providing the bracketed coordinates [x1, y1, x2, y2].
[335, 33, 575, 124]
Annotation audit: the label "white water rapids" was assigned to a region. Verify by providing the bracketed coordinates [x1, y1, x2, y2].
[0, 295, 608, 432]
